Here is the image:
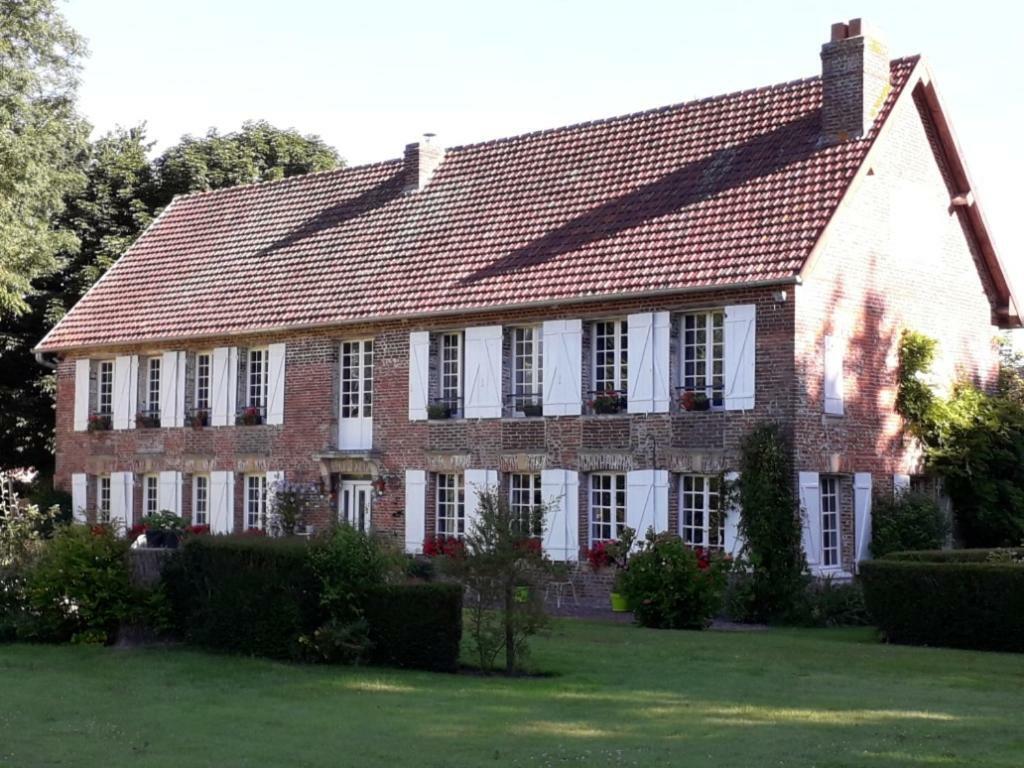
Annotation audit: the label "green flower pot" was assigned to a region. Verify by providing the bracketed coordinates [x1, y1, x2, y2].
[514, 586, 530, 603]
[610, 592, 630, 612]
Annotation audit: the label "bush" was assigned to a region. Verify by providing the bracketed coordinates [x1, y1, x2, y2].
[871, 492, 948, 558]
[860, 551, 1024, 652]
[363, 583, 463, 672]
[308, 526, 400, 623]
[618, 533, 729, 629]
[163, 536, 321, 660]
[795, 577, 869, 628]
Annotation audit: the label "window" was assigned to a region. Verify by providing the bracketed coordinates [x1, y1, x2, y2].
[192, 475, 209, 526]
[435, 473, 465, 537]
[144, 357, 161, 416]
[590, 473, 626, 543]
[439, 333, 462, 410]
[593, 320, 628, 394]
[820, 475, 840, 568]
[511, 327, 543, 413]
[97, 476, 111, 523]
[144, 474, 159, 517]
[340, 340, 373, 419]
[682, 311, 725, 407]
[97, 360, 114, 415]
[247, 348, 269, 413]
[509, 473, 543, 535]
[195, 352, 211, 413]
[680, 475, 722, 549]
[245, 474, 267, 530]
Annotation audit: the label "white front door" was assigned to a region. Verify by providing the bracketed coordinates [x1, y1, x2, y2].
[340, 480, 373, 532]
[338, 340, 373, 450]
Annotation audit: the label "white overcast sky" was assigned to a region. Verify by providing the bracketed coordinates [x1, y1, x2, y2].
[64, 0, 1022, 317]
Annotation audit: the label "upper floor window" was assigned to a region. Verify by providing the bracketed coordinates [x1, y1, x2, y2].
[509, 472, 543, 535]
[192, 474, 209, 526]
[511, 327, 543, 415]
[97, 475, 111, 524]
[435, 473, 465, 537]
[247, 348, 269, 414]
[97, 360, 114, 415]
[340, 340, 373, 419]
[592, 320, 628, 393]
[681, 311, 725, 408]
[820, 475, 840, 568]
[137, 357, 161, 427]
[245, 474, 267, 530]
[194, 352, 212, 415]
[589, 472, 626, 543]
[680, 474, 722, 550]
[143, 474, 159, 517]
[438, 333, 463, 415]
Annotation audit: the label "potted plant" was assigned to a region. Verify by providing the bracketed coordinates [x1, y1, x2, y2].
[188, 409, 209, 428]
[136, 411, 161, 428]
[679, 390, 711, 412]
[586, 527, 636, 612]
[236, 406, 263, 426]
[140, 510, 185, 548]
[588, 390, 626, 415]
[87, 413, 112, 432]
[427, 402, 452, 420]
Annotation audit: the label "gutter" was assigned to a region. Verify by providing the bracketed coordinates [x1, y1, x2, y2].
[34, 350, 57, 370]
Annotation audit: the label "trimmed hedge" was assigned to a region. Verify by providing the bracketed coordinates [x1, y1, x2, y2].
[163, 537, 321, 660]
[363, 583, 462, 672]
[860, 550, 1024, 652]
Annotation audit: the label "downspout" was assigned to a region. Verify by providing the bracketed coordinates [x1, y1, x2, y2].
[34, 350, 57, 370]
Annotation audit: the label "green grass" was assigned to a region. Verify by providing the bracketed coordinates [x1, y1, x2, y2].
[2, 621, 1023, 767]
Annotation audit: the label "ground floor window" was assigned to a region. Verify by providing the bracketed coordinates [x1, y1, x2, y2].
[820, 475, 840, 568]
[436, 473, 465, 537]
[245, 474, 267, 530]
[590, 473, 626, 543]
[97, 475, 111, 523]
[192, 475, 209, 526]
[680, 474, 722, 550]
[509, 472, 542, 535]
[144, 474, 159, 517]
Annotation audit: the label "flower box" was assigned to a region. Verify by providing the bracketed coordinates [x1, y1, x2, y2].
[679, 391, 712, 412]
[136, 412, 161, 428]
[87, 413, 112, 432]
[236, 407, 263, 426]
[520, 403, 543, 418]
[188, 410, 210, 429]
[588, 391, 627, 415]
[427, 403, 452, 420]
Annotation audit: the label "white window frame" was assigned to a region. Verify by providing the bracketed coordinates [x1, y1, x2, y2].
[97, 360, 115, 415]
[143, 474, 159, 517]
[97, 475, 111, 523]
[680, 474, 722, 550]
[821, 475, 841, 568]
[681, 311, 725, 408]
[511, 326, 543, 414]
[439, 332, 463, 413]
[509, 472, 543, 534]
[192, 474, 210, 526]
[340, 339, 373, 419]
[144, 357, 161, 416]
[592, 320, 628, 394]
[589, 472, 626, 543]
[246, 347, 270, 414]
[245, 474, 268, 530]
[435, 473, 465, 537]
[194, 351, 212, 414]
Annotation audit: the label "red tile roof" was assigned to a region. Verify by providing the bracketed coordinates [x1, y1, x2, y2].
[39, 58, 919, 351]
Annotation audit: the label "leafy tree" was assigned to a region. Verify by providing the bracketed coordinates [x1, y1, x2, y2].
[0, 0, 89, 317]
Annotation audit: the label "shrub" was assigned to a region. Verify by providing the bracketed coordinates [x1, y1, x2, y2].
[19, 525, 134, 644]
[795, 577, 870, 628]
[618, 532, 730, 629]
[307, 526, 400, 623]
[860, 551, 1024, 652]
[163, 536, 321, 660]
[871, 491, 949, 558]
[363, 583, 463, 672]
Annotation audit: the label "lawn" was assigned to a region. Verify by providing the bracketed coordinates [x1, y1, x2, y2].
[1, 621, 1023, 768]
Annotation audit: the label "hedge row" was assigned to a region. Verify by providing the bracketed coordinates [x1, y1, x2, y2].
[877, 548, 1024, 563]
[162, 537, 462, 670]
[860, 553, 1024, 652]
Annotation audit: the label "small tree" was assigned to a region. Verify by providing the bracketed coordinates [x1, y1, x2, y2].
[268, 481, 322, 536]
[444, 487, 551, 674]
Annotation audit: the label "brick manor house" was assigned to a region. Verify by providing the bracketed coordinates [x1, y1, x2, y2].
[37, 20, 1019, 579]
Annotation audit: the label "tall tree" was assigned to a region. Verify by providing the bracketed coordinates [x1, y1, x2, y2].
[0, 0, 89, 317]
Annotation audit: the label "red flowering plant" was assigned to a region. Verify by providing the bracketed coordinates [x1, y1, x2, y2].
[679, 390, 711, 412]
[236, 406, 263, 426]
[587, 390, 627, 415]
[242, 527, 267, 537]
[86, 413, 112, 432]
[423, 535, 466, 559]
[185, 524, 210, 536]
[128, 523, 147, 541]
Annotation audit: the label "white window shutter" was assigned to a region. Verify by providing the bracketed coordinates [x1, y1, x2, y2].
[110, 471, 134, 529]
[404, 469, 426, 553]
[799, 471, 821, 569]
[266, 343, 286, 425]
[893, 474, 911, 496]
[157, 471, 182, 516]
[627, 313, 670, 414]
[723, 471, 743, 556]
[71, 473, 88, 523]
[626, 469, 655, 540]
[824, 335, 845, 416]
[541, 469, 579, 561]
[211, 347, 236, 427]
[542, 319, 582, 416]
[209, 471, 235, 534]
[160, 352, 180, 427]
[113, 355, 138, 429]
[408, 332, 430, 421]
[652, 469, 669, 533]
[464, 468, 498, 536]
[175, 351, 186, 427]
[854, 472, 873, 565]
[73, 359, 90, 431]
[724, 304, 756, 411]
[464, 326, 503, 418]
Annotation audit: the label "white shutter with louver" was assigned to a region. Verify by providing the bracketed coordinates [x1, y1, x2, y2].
[266, 343, 286, 425]
[824, 335, 845, 416]
[71, 473, 88, 523]
[723, 471, 743, 556]
[157, 471, 182, 516]
[209, 471, 235, 534]
[626, 469, 654, 539]
[74, 359, 91, 431]
[542, 320, 582, 416]
[799, 471, 821, 569]
[408, 332, 430, 421]
[854, 472, 873, 566]
[541, 469, 579, 561]
[724, 304, 756, 411]
[404, 469, 426, 553]
[211, 347, 233, 426]
[464, 326, 503, 418]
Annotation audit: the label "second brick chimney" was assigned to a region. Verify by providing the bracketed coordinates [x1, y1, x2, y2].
[404, 133, 445, 192]
[820, 19, 892, 144]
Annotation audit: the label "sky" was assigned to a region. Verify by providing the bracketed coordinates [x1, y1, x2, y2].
[64, 0, 1022, 303]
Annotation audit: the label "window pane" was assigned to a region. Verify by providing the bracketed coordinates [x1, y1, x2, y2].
[509, 473, 542, 535]
[147, 358, 161, 414]
[440, 334, 462, 407]
[821, 476, 840, 567]
[195, 354, 211, 411]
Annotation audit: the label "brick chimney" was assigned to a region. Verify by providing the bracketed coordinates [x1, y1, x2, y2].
[820, 19, 891, 144]
[404, 133, 445, 192]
